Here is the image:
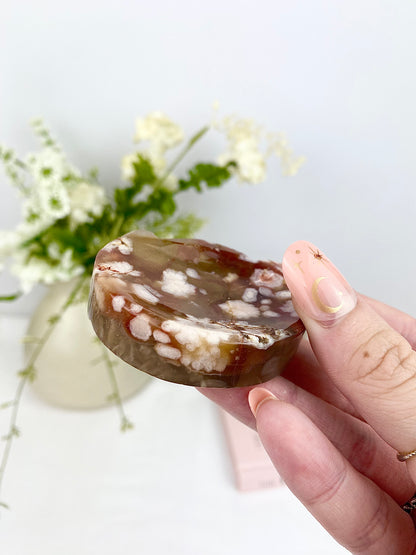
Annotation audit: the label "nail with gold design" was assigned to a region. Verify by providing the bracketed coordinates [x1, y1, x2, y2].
[282, 240, 357, 325]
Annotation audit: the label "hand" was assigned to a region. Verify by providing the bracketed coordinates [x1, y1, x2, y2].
[200, 240, 416, 554]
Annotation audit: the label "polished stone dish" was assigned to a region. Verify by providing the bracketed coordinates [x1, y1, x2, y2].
[89, 231, 305, 387]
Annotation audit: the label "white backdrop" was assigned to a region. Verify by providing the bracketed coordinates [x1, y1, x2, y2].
[1, 0, 415, 316]
[0, 2, 415, 554]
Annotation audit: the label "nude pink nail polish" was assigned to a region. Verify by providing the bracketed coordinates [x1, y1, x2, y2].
[282, 241, 357, 324]
[248, 387, 278, 416]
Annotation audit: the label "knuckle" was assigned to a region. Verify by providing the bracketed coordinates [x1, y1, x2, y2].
[305, 462, 347, 507]
[351, 328, 416, 389]
[349, 490, 390, 553]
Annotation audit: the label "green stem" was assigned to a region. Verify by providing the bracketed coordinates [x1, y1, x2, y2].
[111, 215, 125, 240]
[100, 344, 133, 432]
[157, 125, 210, 188]
[0, 275, 87, 508]
[14, 159, 27, 170]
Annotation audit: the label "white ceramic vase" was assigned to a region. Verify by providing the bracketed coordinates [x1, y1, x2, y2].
[26, 280, 151, 409]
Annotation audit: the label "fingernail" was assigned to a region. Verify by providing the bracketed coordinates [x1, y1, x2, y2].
[248, 388, 278, 417]
[282, 240, 357, 325]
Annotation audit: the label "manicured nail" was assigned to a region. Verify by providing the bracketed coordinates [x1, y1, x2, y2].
[282, 240, 357, 325]
[248, 387, 278, 417]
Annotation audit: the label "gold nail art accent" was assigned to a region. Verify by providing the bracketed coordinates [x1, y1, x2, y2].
[311, 277, 344, 314]
[294, 261, 304, 274]
[309, 247, 326, 263]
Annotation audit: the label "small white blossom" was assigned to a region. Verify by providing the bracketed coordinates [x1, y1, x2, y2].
[121, 153, 137, 181]
[11, 248, 84, 293]
[0, 146, 27, 191]
[47, 242, 61, 260]
[146, 147, 167, 174]
[161, 173, 178, 192]
[38, 181, 71, 220]
[68, 182, 107, 224]
[216, 113, 304, 183]
[220, 146, 266, 183]
[267, 132, 306, 176]
[134, 112, 184, 151]
[19, 196, 55, 237]
[217, 117, 267, 184]
[0, 230, 21, 271]
[26, 147, 74, 185]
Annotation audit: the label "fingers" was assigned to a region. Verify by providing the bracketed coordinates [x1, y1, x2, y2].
[202, 375, 414, 502]
[199, 337, 358, 430]
[282, 241, 416, 460]
[260, 377, 414, 502]
[249, 390, 416, 554]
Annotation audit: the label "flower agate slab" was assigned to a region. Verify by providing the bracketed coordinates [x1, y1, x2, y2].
[89, 231, 305, 387]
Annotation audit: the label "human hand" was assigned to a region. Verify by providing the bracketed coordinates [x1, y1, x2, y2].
[201, 240, 416, 554]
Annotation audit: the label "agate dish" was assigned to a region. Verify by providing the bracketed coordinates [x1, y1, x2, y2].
[89, 231, 304, 387]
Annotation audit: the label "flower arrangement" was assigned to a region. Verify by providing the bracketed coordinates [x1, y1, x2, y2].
[0, 108, 304, 508]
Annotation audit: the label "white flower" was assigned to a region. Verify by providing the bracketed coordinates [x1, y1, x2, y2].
[121, 153, 137, 181]
[0, 230, 21, 258]
[47, 242, 62, 260]
[134, 112, 184, 151]
[161, 173, 178, 192]
[38, 181, 71, 220]
[26, 147, 74, 185]
[11, 248, 84, 293]
[220, 147, 266, 184]
[0, 230, 21, 271]
[217, 116, 267, 184]
[146, 147, 168, 174]
[216, 114, 304, 183]
[222, 117, 263, 144]
[268, 133, 305, 176]
[18, 195, 55, 238]
[68, 182, 107, 224]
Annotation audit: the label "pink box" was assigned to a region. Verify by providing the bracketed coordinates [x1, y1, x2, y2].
[220, 409, 283, 492]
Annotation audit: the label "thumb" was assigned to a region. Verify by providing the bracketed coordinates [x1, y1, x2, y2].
[281, 240, 416, 463]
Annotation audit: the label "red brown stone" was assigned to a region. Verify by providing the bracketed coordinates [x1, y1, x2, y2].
[89, 231, 304, 387]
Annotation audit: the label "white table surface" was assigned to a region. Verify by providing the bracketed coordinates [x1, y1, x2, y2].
[0, 315, 348, 555]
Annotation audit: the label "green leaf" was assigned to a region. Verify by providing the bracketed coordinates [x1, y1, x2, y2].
[150, 213, 205, 238]
[0, 292, 22, 302]
[0, 400, 15, 410]
[48, 314, 61, 325]
[131, 155, 157, 187]
[113, 155, 157, 214]
[121, 417, 134, 432]
[0, 501, 10, 510]
[148, 190, 177, 216]
[48, 228, 87, 253]
[21, 336, 42, 344]
[18, 365, 36, 382]
[2, 425, 20, 440]
[106, 392, 119, 403]
[178, 161, 235, 192]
